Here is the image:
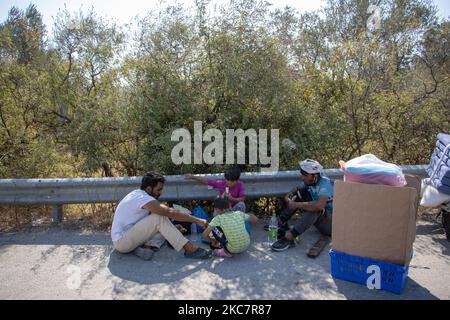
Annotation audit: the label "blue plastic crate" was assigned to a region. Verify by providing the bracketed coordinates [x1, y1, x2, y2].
[329, 250, 409, 294]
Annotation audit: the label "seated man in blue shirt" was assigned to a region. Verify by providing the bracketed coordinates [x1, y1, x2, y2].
[271, 159, 333, 253]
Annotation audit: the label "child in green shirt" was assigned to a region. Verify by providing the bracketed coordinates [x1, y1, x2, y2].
[203, 198, 258, 257]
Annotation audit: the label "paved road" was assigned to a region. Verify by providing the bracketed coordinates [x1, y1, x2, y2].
[0, 219, 449, 300]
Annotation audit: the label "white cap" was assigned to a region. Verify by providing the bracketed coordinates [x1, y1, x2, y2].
[299, 159, 323, 174]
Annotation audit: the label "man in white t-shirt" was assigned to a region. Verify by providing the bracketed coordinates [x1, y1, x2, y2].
[111, 172, 211, 260]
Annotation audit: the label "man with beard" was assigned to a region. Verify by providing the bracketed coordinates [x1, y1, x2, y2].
[111, 172, 211, 260]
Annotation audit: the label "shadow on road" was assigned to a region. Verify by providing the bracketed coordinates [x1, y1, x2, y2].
[0, 220, 448, 299]
[415, 222, 450, 258]
[105, 226, 342, 299]
[332, 277, 439, 300]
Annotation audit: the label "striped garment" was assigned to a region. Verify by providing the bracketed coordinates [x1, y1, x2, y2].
[209, 210, 250, 254]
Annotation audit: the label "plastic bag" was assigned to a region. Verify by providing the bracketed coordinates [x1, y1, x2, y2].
[191, 206, 212, 244]
[192, 206, 209, 233]
[426, 133, 450, 195]
[339, 154, 407, 187]
[420, 178, 450, 207]
[173, 204, 192, 215]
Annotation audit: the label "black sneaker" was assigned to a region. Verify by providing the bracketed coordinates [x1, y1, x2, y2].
[271, 238, 295, 252]
[184, 247, 212, 259]
[277, 229, 286, 239]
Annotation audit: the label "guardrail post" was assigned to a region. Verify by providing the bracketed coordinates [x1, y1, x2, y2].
[52, 205, 63, 223]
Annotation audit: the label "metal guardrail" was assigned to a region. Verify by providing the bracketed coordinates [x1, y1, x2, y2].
[0, 165, 428, 222]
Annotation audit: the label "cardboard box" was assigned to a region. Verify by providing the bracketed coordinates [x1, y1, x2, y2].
[332, 175, 420, 266]
[404, 175, 421, 219]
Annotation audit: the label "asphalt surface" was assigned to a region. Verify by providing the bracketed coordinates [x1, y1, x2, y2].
[0, 218, 449, 300]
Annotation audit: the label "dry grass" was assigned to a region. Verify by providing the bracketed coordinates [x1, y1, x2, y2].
[1, 199, 440, 233]
[0, 203, 116, 232]
[63, 203, 117, 231]
[418, 205, 442, 222]
[0, 197, 285, 232]
[0, 205, 52, 232]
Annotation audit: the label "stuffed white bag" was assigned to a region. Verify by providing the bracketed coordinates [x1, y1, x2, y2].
[421, 140, 450, 207]
[420, 178, 450, 207]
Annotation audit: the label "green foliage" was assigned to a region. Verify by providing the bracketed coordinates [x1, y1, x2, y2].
[0, 0, 448, 179]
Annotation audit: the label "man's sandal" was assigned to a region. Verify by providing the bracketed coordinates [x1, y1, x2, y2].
[306, 235, 330, 258]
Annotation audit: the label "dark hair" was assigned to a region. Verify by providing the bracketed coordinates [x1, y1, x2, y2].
[224, 167, 241, 181]
[140, 172, 165, 190]
[300, 168, 310, 176]
[213, 198, 230, 209]
[300, 168, 320, 177]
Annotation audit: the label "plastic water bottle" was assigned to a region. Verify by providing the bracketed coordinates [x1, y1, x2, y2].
[268, 214, 278, 245]
[190, 222, 199, 242]
[222, 187, 229, 198]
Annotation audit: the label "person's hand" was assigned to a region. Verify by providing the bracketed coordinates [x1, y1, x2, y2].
[197, 218, 209, 229]
[287, 199, 298, 210]
[184, 173, 193, 179]
[284, 188, 293, 200]
[175, 224, 187, 234]
[223, 192, 232, 199]
[286, 187, 300, 202]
